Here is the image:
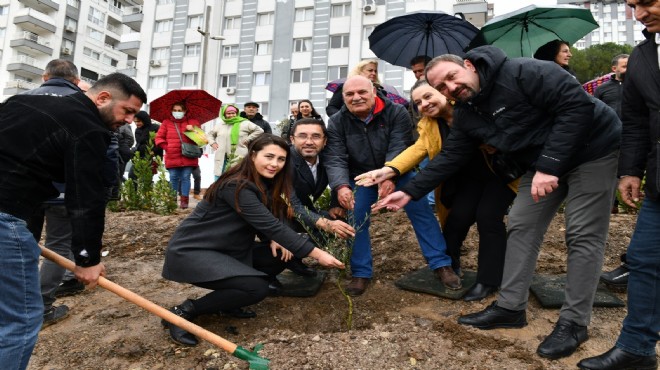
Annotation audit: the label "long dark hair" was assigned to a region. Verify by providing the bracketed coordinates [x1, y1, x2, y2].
[204, 134, 293, 219]
[296, 99, 322, 121]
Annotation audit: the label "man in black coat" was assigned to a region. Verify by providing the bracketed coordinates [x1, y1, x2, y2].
[375, 46, 621, 360]
[240, 101, 272, 134]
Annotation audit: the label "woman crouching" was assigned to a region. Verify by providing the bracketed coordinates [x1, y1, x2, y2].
[161, 134, 344, 346]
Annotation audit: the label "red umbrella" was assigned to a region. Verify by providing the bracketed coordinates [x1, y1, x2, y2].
[149, 89, 222, 125]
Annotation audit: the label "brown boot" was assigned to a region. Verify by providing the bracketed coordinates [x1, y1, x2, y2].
[434, 266, 462, 290]
[179, 196, 189, 209]
[346, 277, 370, 296]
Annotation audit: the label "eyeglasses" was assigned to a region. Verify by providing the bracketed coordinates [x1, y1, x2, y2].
[293, 134, 324, 141]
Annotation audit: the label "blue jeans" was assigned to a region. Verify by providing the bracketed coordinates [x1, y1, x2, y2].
[616, 198, 660, 356]
[0, 212, 43, 370]
[168, 166, 194, 196]
[349, 171, 451, 278]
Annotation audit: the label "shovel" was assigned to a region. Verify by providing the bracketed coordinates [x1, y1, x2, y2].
[40, 245, 270, 370]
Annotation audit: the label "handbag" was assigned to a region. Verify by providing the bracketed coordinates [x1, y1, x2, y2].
[173, 121, 203, 158]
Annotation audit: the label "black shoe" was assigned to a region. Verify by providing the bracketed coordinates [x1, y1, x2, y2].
[458, 301, 527, 329]
[54, 279, 85, 298]
[161, 300, 198, 346]
[463, 283, 498, 302]
[42, 305, 70, 329]
[219, 308, 257, 319]
[268, 278, 283, 296]
[600, 264, 629, 290]
[578, 346, 658, 370]
[286, 258, 317, 277]
[536, 318, 588, 359]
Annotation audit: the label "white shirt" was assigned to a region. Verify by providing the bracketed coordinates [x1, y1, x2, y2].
[307, 158, 319, 182]
[655, 33, 660, 69]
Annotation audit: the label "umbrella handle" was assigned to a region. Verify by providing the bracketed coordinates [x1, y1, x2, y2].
[39, 245, 241, 353]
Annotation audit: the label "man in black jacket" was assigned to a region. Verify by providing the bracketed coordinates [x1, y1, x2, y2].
[375, 46, 621, 360]
[578, 2, 660, 368]
[0, 73, 146, 370]
[241, 101, 272, 134]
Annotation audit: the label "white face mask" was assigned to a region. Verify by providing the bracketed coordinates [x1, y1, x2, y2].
[172, 111, 184, 119]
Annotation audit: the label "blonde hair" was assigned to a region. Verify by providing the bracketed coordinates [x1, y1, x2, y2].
[349, 59, 381, 86]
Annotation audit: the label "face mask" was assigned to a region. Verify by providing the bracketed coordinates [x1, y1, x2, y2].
[172, 111, 184, 119]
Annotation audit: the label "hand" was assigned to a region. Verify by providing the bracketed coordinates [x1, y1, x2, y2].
[378, 179, 396, 199]
[270, 240, 293, 262]
[327, 207, 345, 219]
[73, 263, 106, 289]
[618, 176, 642, 208]
[308, 248, 345, 269]
[211, 143, 218, 150]
[354, 167, 396, 187]
[186, 124, 194, 131]
[531, 171, 559, 202]
[337, 187, 354, 210]
[317, 218, 355, 239]
[371, 191, 411, 212]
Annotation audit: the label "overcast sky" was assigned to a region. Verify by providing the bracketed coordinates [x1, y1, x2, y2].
[489, 0, 565, 17]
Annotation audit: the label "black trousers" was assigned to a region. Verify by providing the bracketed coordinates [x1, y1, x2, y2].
[190, 242, 286, 315]
[443, 159, 516, 286]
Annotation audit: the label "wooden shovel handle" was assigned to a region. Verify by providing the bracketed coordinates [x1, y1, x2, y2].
[39, 245, 238, 354]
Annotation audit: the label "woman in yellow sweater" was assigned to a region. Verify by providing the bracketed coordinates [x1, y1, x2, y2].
[356, 79, 517, 301]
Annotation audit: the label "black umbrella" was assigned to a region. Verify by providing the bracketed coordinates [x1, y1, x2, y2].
[368, 11, 479, 68]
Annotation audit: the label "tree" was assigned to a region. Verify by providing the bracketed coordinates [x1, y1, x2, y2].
[570, 42, 634, 83]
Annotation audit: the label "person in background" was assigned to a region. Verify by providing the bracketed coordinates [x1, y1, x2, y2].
[296, 99, 324, 123]
[191, 167, 202, 200]
[155, 102, 202, 209]
[117, 122, 135, 180]
[408, 55, 432, 135]
[578, 1, 659, 368]
[161, 134, 344, 346]
[280, 102, 299, 144]
[0, 72, 145, 370]
[207, 104, 264, 180]
[534, 39, 576, 76]
[241, 101, 272, 134]
[129, 110, 162, 182]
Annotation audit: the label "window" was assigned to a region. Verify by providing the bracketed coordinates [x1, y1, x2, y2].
[331, 3, 351, 18]
[295, 8, 314, 22]
[0, 28, 5, 39]
[155, 20, 173, 32]
[258, 102, 269, 116]
[363, 25, 374, 40]
[330, 34, 349, 48]
[151, 47, 170, 60]
[62, 39, 74, 50]
[185, 44, 201, 56]
[67, 0, 80, 8]
[103, 55, 118, 67]
[157, 0, 174, 4]
[219, 74, 237, 88]
[257, 12, 274, 26]
[293, 38, 311, 52]
[328, 65, 348, 80]
[83, 47, 101, 60]
[64, 17, 78, 29]
[225, 16, 241, 30]
[149, 75, 167, 89]
[88, 7, 105, 26]
[255, 41, 272, 56]
[182, 73, 198, 87]
[187, 15, 203, 29]
[291, 69, 310, 83]
[253, 72, 271, 86]
[87, 27, 103, 41]
[223, 45, 238, 58]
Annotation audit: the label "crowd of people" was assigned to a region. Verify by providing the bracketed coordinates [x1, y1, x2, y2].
[1, 3, 659, 368]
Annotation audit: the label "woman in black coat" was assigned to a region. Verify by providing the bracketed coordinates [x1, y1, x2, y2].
[128, 110, 162, 181]
[161, 134, 344, 346]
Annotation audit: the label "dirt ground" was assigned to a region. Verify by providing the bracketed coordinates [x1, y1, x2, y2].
[28, 204, 657, 370]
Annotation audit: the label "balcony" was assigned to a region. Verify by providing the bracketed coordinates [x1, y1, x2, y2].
[18, 0, 59, 13]
[117, 60, 137, 77]
[7, 55, 44, 80]
[4, 79, 41, 95]
[13, 8, 57, 34]
[122, 6, 143, 32]
[10, 31, 53, 56]
[116, 32, 140, 58]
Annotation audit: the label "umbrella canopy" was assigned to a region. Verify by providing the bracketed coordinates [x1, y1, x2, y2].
[325, 78, 409, 107]
[368, 11, 479, 68]
[149, 89, 222, 125]
[467, 5, 599, 58]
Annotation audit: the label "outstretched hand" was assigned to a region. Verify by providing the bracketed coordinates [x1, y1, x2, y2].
[354, 167, 396, 187]
[270, 240, 293, 262]
[371, 191, 412, 212]
[308, 248, 345, 269]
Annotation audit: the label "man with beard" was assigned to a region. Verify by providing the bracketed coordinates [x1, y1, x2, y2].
[0, 72, 146, 370]
[374, 46, 621, 360]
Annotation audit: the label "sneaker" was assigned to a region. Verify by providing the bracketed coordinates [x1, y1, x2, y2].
[42, 305, 70, 329]
[54, 279, 85, 298]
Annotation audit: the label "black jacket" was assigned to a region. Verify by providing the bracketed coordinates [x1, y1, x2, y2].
[240, 111, 272, 134]
[324, 97, 413, 190]
[21, 77, 82, 97]
[402, 46, 621, 200]
[134, 122, 162, 158]
[594, 74, 623, 118]
[0, 93, 111, 266]
[619, 30, 660, 200]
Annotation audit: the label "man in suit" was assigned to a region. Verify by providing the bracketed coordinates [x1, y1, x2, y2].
[284, 118, 355, 276]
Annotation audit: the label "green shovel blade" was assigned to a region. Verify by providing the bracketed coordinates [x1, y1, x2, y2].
[233, 344, 270, 370]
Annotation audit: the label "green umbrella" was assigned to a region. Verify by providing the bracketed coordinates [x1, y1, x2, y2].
[467, 5, 599, 58]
